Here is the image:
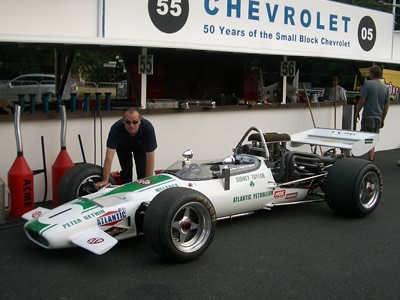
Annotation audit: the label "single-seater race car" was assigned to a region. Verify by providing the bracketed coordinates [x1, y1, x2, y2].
[22, 127, 383, 262]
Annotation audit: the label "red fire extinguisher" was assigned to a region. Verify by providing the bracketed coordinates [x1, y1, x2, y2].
[8, 105, 34, 218]
[52, 105, 74, 207]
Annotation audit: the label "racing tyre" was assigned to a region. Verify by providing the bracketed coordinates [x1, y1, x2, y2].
[325, 158, 382, 217]
[57, 163, 115, 205]
[143, 187, 217, 262]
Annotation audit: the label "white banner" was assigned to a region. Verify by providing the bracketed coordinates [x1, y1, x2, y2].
[105, 0, 394, 62]
[0, 0, 394, 62]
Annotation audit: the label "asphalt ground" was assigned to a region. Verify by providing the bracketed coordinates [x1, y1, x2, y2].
[1, 149, 399, 300]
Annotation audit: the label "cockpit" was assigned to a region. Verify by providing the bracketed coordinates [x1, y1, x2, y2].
[161, 154, 261, 181]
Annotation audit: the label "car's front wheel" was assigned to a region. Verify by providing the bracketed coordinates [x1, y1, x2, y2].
[57, 163, 115, 205]
[325, 158, 382, 217]
[143, 187, 217, 262]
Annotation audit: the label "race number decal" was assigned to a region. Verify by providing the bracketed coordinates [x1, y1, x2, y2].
[358, 16, 376, 52]
[148, 0, 189, 34]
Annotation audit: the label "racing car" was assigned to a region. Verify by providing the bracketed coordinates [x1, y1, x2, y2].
[22, 126, 383, 262]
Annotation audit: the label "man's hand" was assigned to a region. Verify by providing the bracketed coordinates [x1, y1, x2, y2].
[356, 113, 360, 122]
[96, 180, 109, 189]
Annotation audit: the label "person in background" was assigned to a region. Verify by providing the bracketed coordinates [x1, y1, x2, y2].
[96, 108, 157, 188]
[355, 65, 389, 161]
[323, 75, 347, 102]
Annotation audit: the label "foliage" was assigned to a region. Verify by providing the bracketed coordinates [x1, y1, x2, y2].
[0, 46, 54, 78]
[71, 49, 125, 82]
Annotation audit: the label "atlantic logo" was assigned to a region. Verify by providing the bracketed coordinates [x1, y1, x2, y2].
[97, 209, 127, 227]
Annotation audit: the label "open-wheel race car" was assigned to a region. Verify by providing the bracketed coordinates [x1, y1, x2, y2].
[22, 126, 383, 262]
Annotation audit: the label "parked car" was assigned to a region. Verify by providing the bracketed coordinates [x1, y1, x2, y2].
[0, 73, 71, 103]
[22, 126, 382, 262]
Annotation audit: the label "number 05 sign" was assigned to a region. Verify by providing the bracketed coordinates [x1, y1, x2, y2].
[280, 61, 296, 77]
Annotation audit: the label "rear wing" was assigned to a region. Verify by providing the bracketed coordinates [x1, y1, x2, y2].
[290, 128, 379, 156]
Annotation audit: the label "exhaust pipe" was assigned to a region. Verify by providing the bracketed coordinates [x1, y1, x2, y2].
[51, 105, 74, 207]
[8, 105, 34, 218]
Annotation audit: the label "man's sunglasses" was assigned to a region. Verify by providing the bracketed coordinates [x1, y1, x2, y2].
[124, 120, 140, 125]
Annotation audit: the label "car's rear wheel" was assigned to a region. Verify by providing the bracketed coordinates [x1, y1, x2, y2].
[57, 163, 115, 205]
[325, 158, 382, 217]
[143, 187, 217, 262]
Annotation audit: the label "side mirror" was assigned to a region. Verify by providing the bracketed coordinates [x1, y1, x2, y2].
[182, 149, 193, 167]
[182, 149, 193, 160]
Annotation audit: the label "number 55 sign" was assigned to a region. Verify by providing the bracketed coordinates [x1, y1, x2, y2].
[280, 61, 296, 77]
[138, 55, 154, 75]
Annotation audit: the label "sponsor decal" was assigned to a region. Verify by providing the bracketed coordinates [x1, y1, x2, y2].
[235, 173, 266, 183]
[233, 191, 274, 203]
[331, 130, 357, 137]
[235, 175, 250, 182]
[32, 211, 42, 219]
[285, 192, 299, 200]
[274, 190, 286, 199]
[365, 139, 373, 144]
[106, 227, 128, 237]
[251, 173, 266, 180]
[87, 238, 104, 244]
[62, 218, 82, 229]
[154, 183, 179, 193]
[97, 209, 127, 227]
[231, 165, 255, 171]
[136, 179, 152, 185]
[83, 209, 105, 220]
[233, 194, 252, 203]
[253, 191, 273, 199]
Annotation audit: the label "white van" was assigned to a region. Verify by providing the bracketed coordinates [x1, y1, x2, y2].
[0, 73, 71, 103]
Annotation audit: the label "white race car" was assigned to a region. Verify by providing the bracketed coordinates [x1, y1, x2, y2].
[23, 127, 382, 262]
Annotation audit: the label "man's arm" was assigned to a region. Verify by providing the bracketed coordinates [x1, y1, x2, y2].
[96, 148, 116, 188]
[381, 102, 389, 128]
[355, 97, 365, 121]
[145, 151, 155, 177]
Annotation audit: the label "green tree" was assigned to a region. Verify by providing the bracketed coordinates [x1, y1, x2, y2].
[72, 49, 124, 83]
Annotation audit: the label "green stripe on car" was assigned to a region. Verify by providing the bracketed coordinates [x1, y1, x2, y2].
[96, 174, 173, 198]
[26, 219, 51, 234]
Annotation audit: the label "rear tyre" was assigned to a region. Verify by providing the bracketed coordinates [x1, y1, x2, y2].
[325, 158, 382, 217]
[144, 187, 217, 262]
[57, 163, 115, 205]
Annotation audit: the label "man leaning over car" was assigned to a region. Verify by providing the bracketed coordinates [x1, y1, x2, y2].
[96, 108, 157, 188]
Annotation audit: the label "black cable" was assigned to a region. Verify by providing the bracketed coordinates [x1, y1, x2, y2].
[99, 111, 103, 167]
[0, 219, 24, 230]
[93, 111, 96, 165]
[41, 136, 48, 205]
[78, 134, 87, 163]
